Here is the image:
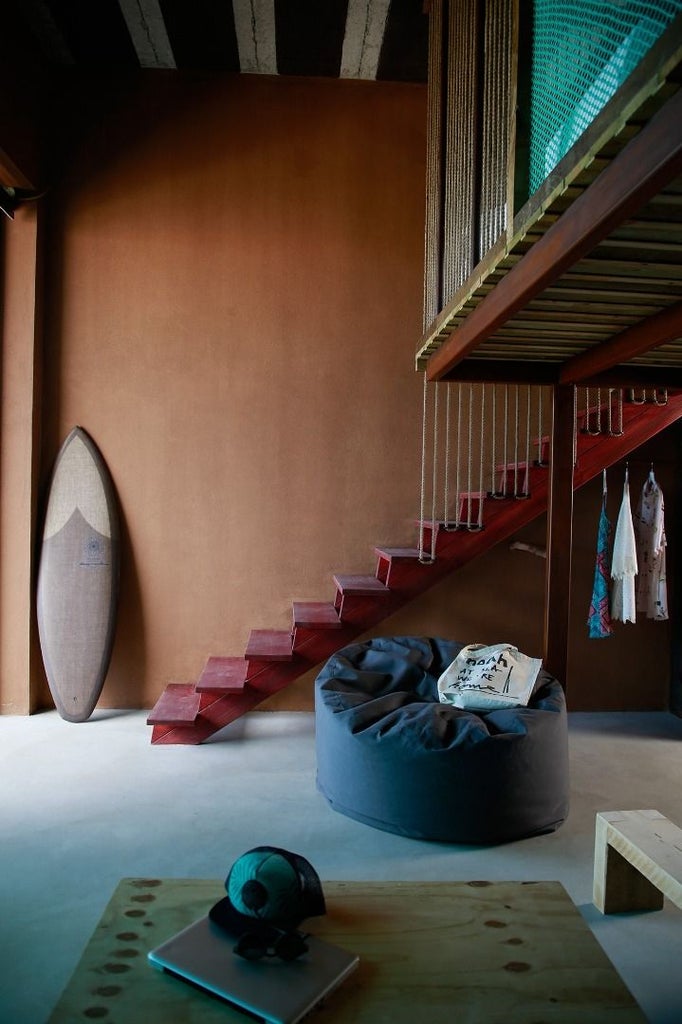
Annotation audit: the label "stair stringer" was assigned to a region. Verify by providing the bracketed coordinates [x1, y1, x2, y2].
[149, 395, 682, 744]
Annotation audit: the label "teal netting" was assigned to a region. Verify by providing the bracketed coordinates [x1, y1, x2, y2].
[529, 0, 682, 194]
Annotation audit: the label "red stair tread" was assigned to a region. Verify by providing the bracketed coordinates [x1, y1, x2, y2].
[375, 547, 421, 560]
[196, 656, 248, 692]
[292, 602, 342, 629]
[245, 629, 293, 661]
[333, 574, 390, 595]
[146, 683, 200, 726]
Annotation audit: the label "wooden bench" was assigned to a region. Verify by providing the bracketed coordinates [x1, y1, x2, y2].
[593, 810, 682, 914]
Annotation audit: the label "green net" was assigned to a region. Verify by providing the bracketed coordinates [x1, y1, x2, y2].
[529, 0, 682, 194]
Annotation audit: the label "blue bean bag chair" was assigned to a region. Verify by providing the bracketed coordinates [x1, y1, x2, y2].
[315, 636, 569, 843]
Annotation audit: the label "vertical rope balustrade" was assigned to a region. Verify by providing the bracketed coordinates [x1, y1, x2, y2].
[417, 384, 558, 558]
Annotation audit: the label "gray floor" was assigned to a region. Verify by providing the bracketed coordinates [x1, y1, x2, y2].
[1, 708, 681, 1024]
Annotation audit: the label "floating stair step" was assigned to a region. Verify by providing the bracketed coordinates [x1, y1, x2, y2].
[332, 574, 391, 597]
[375, 546, 421, 561]
[375, 547, 422, 585]
[196, 656, 248, 692]
[457, 491, 486, 519]
[534, 435, 550, 464]
[292, 601, 342, 630]
[146, 683, 200, 726]
[416, 518, 446, 532]
[245, 629, 294, 662]
[333, 574, 391, 619]
[495, 462, 530, 494]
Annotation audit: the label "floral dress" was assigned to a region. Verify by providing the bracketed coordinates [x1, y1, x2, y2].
[634, 471, 668, 621]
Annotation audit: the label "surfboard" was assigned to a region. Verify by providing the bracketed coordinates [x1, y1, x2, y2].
[37, 427, 120, 723]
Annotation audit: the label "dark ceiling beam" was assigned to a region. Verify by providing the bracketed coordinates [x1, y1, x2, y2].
[438, 359, 560, 384]
[559, 301, 682, 384]
[425, 87, 682, 382]
[576, 366, 682, 390]
[158, 0, 240, 71]
[438, 357, 682, 390]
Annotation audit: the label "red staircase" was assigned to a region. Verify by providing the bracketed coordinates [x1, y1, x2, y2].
[147, 394, 682, 744]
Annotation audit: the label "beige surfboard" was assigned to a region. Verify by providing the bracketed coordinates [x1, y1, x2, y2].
[37, 427, 120, 722]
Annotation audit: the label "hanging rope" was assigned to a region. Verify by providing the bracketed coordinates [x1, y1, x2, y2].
[653, 387, 668, 406]
[607, 388, 624, 436]
[490, 383, 497, 494]
[521, 384, 531, 497]
[466, 384, 474, 527]
[443, 383, 453, 528]
[430, 382, 439, 558]
[616, 389, 623, 433]
[476, 384, 485, 529]
[628, 387, 646, 405]
[513, 385, 520, 496]
[584, 387, 601, 435]
[455, 383, 463, 527]
[573, 385, 578, 466]
[498, 384, 509, 497]
[536, 386, 547, 466]
[418, 372, 435, 564]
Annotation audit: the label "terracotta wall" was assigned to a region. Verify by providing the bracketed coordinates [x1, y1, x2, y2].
[39, 73, 428, 710]
[26, 70, 679, 716]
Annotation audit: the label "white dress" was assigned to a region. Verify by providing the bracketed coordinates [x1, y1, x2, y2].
[634, 471, 668, 620]
[610, 472, 638, 624]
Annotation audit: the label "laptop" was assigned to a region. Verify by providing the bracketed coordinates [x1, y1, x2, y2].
[148, 915, 359, 1024]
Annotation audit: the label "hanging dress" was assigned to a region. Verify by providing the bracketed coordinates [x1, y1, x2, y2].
[610, 467, 638, 624]
[587, 470, 613, 638]
[634, 468, 668, 620]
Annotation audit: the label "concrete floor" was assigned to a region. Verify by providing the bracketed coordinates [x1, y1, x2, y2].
[1, 708, 681, 1023]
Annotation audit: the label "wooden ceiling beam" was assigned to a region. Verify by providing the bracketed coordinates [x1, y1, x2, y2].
[438, 359, 560, 384]
[559, 301, 682, 383]
[439, 359, 682, 390]
[425, 87, 682, 382]
[577, 366, 682, 390]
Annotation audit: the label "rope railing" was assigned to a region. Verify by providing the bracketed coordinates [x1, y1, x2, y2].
[416, 380, 656, 560]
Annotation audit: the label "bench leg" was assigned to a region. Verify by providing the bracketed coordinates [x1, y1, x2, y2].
[594, 814, 665, 914]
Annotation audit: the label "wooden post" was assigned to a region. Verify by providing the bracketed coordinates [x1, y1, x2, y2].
[543, 385, 575, 687]
[0, 203, 44, 713]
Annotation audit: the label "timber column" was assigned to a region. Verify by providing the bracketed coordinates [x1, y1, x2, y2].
[543, 384, 575, 686]
[0, 202, 44, 713]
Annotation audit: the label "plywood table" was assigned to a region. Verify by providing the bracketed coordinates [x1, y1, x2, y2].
[48, 878, 646, 1023]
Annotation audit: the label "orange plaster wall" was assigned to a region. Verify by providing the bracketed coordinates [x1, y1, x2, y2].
[40, 74, 428, 710]
[36, 71, 678, 717]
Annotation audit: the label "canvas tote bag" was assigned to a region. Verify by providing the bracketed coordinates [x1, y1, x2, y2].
[437, 642, 542, 711]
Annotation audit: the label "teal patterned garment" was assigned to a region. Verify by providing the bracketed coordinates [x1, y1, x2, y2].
[588, 481, 613, 639]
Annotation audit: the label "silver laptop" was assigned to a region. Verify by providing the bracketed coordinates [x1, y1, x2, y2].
[148, 915, 359, 1024]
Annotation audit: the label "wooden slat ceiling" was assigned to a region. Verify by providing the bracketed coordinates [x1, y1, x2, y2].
[11, 0, 428, 83]
[419, 20, 682, 389]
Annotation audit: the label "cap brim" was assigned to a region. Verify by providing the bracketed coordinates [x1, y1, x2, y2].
[209, 895, 266, 936]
